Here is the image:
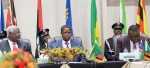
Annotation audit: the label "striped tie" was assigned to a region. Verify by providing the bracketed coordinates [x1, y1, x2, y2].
[65, 41, 69, 48]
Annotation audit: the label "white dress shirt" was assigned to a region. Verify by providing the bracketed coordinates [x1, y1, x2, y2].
[62, 40, 71, 48]
[130, 40, 143, 53]
[8, 39, 18, 51]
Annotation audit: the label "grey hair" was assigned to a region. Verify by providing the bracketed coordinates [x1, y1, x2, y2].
[6, 25, 18, 36]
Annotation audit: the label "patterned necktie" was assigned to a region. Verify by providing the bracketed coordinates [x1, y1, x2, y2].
[65, 41, 69, 48]
[13, 42, 17, 51]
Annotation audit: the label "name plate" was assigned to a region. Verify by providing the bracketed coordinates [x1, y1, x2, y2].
[119, 52, 142, 61]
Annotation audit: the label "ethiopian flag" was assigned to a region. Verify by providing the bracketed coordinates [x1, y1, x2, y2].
[136, 0, 150, 35]
[90, 0, 103, 60]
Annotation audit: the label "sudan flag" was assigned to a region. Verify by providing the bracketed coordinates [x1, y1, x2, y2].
[136, 0, 149, 35]
[35, 0, 43, 58]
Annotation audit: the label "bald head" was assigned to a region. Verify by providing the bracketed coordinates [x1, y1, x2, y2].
[7, 25, 21, 42]
[7, 26, 19, 34]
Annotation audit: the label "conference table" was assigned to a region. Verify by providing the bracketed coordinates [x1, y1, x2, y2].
[38, 61, 126, 68]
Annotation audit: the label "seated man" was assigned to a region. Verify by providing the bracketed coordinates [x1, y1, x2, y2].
[104, 22, 124, 61]
[48, 25, 83, 49]
[35, 28, 51, 58]
[0, 25, 32, 54]
[117, 25, 150, 60]
[39, 28, 51, 50]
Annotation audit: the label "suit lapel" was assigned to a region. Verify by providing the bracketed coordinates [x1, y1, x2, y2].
[70, 39, 73, 48]
[108, 38, 114, 51]
[58, 38, 63, 48]
[140, 39, 145, 50]
[70, 38, 76, 48]
[126, 37, 131, 52]
[17, 40, 22, 48]
[5, 40, 11, 52]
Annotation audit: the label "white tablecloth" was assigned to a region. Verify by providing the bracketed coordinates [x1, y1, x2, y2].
[122, 61, 150, 68]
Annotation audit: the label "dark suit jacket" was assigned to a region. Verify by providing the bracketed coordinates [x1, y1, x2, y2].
[104, 37, 118, 61]
[48, 36, 83, 49]
[0, 39, 32, 54]
[117, 35, 150, 53]
[35, 37, 47, 58]
[38, 36, 48, 50]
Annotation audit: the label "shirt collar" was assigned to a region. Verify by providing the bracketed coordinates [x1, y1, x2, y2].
[62, 39, 71, 44]
[8, 39, 16, 44]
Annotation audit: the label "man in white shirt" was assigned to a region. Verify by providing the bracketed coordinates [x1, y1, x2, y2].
[0, 25, 32, 54]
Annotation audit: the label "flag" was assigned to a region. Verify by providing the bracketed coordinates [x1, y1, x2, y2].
[0, 0, 5, 32]
[6, 0, 17, 28]
[10, 0, 17, 25]
[65, 0, 73, 32]
[37, 0, 43, 32]
[6, 7, 11, 27]
[120, 0, 127, 33]
[35, 0, 43, 58]
[136, 0, 149, 35]
[90, 0, 103, 60]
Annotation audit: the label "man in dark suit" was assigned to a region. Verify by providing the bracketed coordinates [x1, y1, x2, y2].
[117, 25, 150, 60]
[0, 26, 32, 54]
[48, 25, 83, 49]
[117, 25, 150, 52]
[104, 22, 124, 61]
